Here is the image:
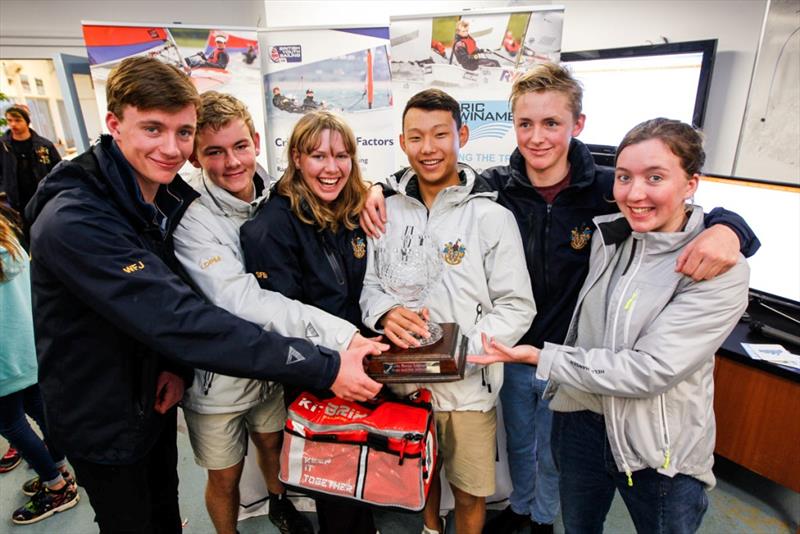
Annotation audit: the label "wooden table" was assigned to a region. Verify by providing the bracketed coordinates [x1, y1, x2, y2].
[714, 321, 800, 493]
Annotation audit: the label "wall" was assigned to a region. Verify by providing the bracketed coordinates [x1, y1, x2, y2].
[734, 0, 799, 185]
[0, 0, 266, 58]
[0, 0, 768, 175]
[553, 0, 768, 177]
[262, 0, 767, 175]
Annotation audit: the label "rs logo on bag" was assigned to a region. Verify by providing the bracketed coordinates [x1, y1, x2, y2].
[298, 397, 368, 420]
[280, 390, 437, 511]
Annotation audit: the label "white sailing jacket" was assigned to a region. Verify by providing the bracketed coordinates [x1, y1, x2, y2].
[360, 164, 536, 412]
[174, 168, 357, 413]
[538, 208, 749, 487]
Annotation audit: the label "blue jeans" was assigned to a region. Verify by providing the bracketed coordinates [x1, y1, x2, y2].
[0, 383, 66, 484]
[500, 363, 560, 524]
[552, 410, 709, 534]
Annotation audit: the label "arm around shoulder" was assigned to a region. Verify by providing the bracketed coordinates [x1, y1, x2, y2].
[704, 206, 760, 257]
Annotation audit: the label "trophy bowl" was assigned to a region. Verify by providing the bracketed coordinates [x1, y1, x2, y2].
[375, 229, 444, 346]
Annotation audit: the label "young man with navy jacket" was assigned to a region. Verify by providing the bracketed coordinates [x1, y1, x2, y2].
[26, 57, 381, 533]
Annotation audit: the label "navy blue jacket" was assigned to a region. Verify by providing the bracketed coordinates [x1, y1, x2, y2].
[481, 139, 760, 348]
[25, 136, 340, 464]
[240, 191, 369, 334]
[0, 129, 61, 214]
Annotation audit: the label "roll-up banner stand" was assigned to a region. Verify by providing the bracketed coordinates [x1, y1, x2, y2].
[259, 25, 395, 182]
[390, 6, 564, 172]
[80, 21, 268, 169]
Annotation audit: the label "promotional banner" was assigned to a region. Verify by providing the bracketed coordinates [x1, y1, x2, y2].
[259, 26, 395, 181]
[81, 22, 267, 167]
[390, 6, 564, 172]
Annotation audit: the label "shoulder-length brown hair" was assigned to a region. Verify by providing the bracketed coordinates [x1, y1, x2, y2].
[277, 110, 368, 232]
[0, 205, 23, 282]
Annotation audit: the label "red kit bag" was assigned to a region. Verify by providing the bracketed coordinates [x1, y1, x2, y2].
[279, 389, 437, 511]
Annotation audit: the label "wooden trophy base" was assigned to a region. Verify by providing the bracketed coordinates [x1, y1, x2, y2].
[366, 322, 467, 383]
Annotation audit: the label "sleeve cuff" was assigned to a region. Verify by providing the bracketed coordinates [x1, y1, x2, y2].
[536, 342, 559, 381]
[364, 301, 401, 333]
[338, 326, 359, 351]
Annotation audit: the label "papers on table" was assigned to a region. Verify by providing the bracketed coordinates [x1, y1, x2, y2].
[741, 343, 800, 370]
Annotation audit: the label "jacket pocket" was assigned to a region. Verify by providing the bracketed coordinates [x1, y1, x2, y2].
[657, 393, 672, 469]
[622, 288, 639, 347]
[323, 243, 346, 286]
[604, 395, 664, 474]
[130, 350, 158, 424]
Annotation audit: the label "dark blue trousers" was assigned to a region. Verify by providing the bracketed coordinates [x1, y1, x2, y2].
[552, 410, 708, 534]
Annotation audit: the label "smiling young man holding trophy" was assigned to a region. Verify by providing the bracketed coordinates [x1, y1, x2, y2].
[360, 88, 535, 534]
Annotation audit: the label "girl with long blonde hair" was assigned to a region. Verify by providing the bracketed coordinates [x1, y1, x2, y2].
[241, 110, 379, 534]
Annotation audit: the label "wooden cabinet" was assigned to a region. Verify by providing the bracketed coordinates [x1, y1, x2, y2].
[714, 355, 800, 492]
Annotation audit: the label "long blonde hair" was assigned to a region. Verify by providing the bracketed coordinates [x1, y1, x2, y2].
[0, 206, 23, 282]
[277, 110, 368, 233]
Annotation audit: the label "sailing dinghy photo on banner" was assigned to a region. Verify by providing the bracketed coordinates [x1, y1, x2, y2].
[389, 6, 564, 172]
[260, 25, 394, 182]
[81, 22, 267, 168]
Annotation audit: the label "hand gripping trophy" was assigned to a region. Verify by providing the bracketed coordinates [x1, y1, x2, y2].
[370, 225, 466, 383]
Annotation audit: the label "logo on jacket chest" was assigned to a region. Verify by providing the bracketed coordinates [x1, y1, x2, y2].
[351, 236, 366, 259]
[442, 239, 466, 265]
[570, 225, 593, 250]
[122, 260, 145, 273]
[200, 255, 222, 270]
[35, 146, 51, 165]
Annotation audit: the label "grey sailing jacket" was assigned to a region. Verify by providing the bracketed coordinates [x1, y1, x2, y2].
[538, 208, 749, 488]
[361, 164, 535, 412]
[174, 167, 357, 413]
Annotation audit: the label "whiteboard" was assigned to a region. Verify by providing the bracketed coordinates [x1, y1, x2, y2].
[694, 176, 800, 302]
[734, 0, 800, 185]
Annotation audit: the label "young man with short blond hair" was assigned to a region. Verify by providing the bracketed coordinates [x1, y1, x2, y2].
[482, 62, 758, 534]
[174, 91, 384, 534]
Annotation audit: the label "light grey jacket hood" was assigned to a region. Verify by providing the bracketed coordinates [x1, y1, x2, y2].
[361, 164, 536, 412]
[538, 207, 749, 488]
[174, 167, 357, 413]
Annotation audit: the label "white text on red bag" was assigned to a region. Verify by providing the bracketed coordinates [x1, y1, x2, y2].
[279, 389, 437, 511]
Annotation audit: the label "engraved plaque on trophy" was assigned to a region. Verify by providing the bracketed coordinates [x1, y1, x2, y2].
[368, 228, 467, 383]
[366, 322, 467, 383]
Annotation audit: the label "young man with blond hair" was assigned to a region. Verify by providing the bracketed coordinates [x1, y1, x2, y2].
[174, 91, 385, 534]
[26, 57, 382, 532]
